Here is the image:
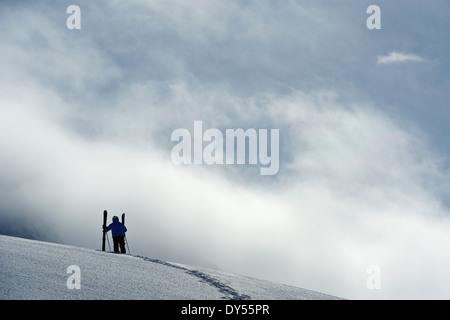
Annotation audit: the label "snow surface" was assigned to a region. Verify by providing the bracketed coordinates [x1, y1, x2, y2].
[0, 235, 341, 300]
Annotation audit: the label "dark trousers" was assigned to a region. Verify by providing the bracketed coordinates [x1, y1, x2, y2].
[113, 236, 126, 254]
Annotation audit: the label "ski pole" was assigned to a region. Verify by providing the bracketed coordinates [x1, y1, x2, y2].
[106, 232, 112, 252]
[124, 235, 131, 254]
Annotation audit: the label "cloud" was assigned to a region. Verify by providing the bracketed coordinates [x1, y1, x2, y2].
[377, 51, 426, 65]
[2, 74, 450, 300]
[1, 0, 450, 301]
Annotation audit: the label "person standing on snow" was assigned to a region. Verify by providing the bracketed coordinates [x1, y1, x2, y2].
[103, 216, 127, 254]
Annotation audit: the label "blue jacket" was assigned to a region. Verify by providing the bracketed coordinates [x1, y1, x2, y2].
[104, 216, 127, 237]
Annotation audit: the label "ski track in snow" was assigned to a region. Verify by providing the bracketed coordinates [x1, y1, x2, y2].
[137, 256, 250, 300]
[0, 235, 342, 300]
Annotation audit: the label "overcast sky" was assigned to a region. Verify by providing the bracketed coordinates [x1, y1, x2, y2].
[1, 0, 450, 299]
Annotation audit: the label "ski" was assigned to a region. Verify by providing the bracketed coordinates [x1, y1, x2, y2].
[121, 212, 130, 254]
[102, 210, 107, 251]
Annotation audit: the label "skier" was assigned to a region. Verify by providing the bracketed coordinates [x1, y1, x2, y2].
[103, 216, 127, 254]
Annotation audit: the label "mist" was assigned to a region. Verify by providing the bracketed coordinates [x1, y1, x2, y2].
[1, 0, 450, 300]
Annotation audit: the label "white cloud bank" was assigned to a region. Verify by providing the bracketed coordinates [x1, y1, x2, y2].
[2, 76, 450, 300]
[1, 0, 450, 301]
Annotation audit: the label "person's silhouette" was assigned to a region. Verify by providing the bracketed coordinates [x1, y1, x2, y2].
[103, 216, 127, 253]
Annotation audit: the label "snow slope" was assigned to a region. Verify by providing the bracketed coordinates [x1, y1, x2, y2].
[0, 235, 341, 300]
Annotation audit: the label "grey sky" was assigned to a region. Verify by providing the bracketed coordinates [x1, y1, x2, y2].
[1, 0, 450, 299]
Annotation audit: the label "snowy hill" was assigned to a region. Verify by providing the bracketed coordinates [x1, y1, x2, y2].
[0, 235, 341, 300]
